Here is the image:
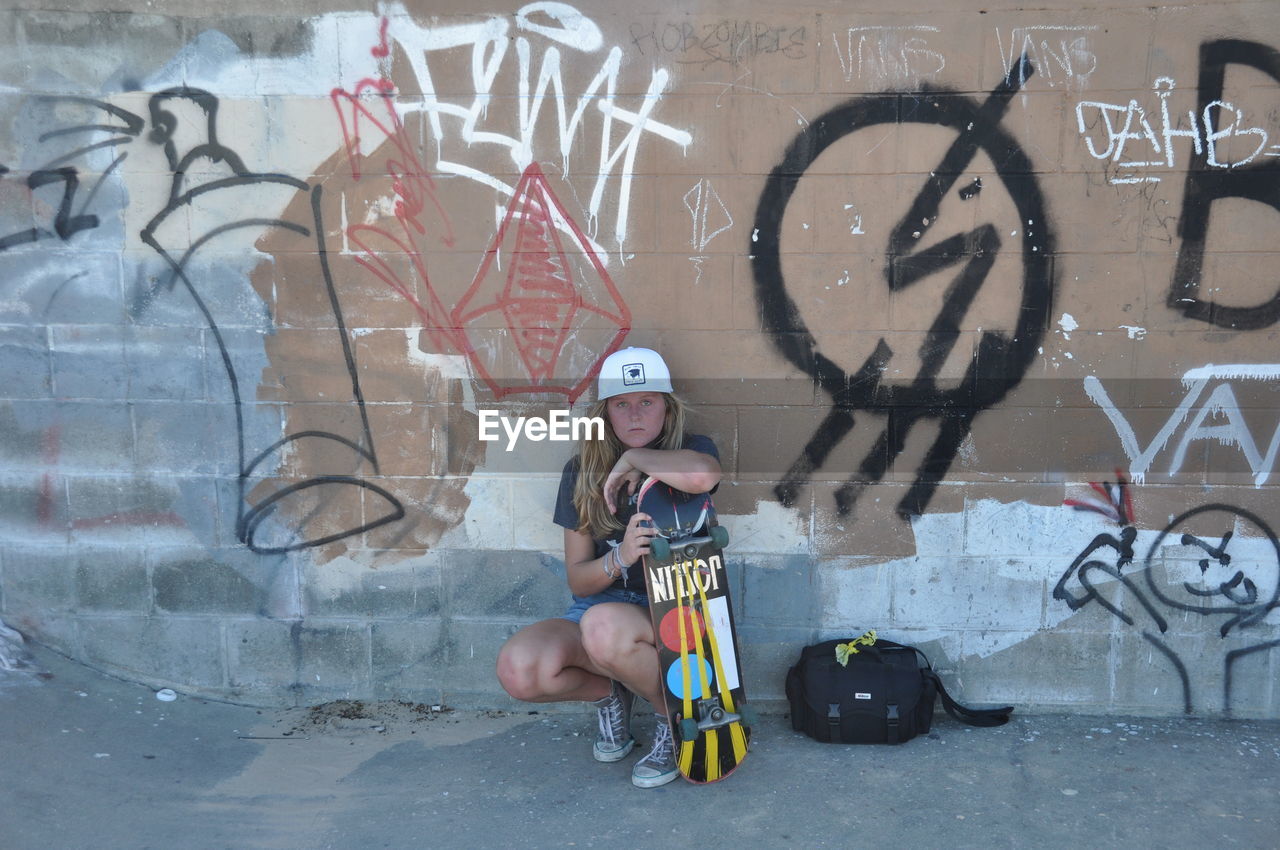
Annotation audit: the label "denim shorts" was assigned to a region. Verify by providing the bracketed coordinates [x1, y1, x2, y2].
[560, 586, 649, 624]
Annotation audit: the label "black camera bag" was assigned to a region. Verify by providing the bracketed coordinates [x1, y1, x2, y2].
[785, 637, 1013, 744]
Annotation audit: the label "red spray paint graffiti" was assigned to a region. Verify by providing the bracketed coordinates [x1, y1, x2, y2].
[451, 163, 630, 401]
[330, 77, 459, 352]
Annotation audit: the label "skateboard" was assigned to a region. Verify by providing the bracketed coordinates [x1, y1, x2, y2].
[637, 476, 752, 783]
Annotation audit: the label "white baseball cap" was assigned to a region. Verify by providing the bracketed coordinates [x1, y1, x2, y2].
[596, 347, 673, 400]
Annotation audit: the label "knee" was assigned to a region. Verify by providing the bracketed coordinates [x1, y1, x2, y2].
[579, 607, 628, 666]
[495, 641, 542, 702]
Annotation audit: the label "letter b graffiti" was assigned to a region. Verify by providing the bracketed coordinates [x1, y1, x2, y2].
[1170, 40, 1280, 330]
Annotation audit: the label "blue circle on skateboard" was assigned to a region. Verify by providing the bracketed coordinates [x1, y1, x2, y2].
[666, 656, 714, 700]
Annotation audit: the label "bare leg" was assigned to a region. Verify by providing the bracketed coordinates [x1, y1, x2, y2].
[495, 618, 613, 704]
[578, 603, 664, 709]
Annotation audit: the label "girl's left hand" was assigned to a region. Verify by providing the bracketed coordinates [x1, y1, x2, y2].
[605, 453, 642, 514]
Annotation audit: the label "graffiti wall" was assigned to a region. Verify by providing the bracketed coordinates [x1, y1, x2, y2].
[0, 0, 1277, 716]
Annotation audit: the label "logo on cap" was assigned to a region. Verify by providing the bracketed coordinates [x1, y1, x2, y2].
[622, 363, 646, 386]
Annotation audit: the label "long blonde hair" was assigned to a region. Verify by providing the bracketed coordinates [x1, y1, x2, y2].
[573, 393, 688, 538]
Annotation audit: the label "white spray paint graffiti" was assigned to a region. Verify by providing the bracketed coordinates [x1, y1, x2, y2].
[138, 3, 690, 253]
[383, 1, 693, 249]
[684, 178, 734, 252]
[818, 499, 1156, 661]
[996, 26, 1098, 90]
[1085, 364, 1280, 486]
[831, 25, 946, 86]
[819, 497, 1280, 673]
[683, 177, 733, 284]
[1076, 76, 1278, 184]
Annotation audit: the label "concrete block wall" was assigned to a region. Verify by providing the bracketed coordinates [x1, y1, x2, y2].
[1, 0, 1279, 717]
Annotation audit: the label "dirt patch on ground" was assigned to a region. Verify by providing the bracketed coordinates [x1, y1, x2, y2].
[268, 700, 518, 738]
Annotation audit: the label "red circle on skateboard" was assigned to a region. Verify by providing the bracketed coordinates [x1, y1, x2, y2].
[659, 607, 705, 652]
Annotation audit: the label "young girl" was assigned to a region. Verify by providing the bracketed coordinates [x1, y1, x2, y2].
[495, 347, 721, 788]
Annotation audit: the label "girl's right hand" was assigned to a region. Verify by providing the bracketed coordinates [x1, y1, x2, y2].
[618, 511, 656, 568]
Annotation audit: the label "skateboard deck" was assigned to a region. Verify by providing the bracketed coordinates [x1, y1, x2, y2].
[637, 476, 751, 783]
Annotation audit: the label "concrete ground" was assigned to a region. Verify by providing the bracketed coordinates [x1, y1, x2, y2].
[2, 643, 1278, 850]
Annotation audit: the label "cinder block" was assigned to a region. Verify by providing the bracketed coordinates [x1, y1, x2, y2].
[43, 401, 134, 474]
[511, 475, 564, 552]
[50, 325, 128, 400]
[0, 327, 51, 398]
[201, 328, 272, 403]
[17, 612, 79, 658]
[125, 326, 207, 401]
[736, 624, 818, 703]
[958, 628, 1112, 709]
[66, 475, 191, 546]
[814, 557, 894, 631]
[226, 617, 300, 699]
[436, 476, 513, 550]
[436, 619, 520, 707]
[1112, 629, 1280, 718]
[370, 619, 447, 702]
[304, 555, 442, 620]
[74, 546, 149, 613]
[0, 544, 74, 614]
[0, 473, 68, 544]
[890, 555, 1045, 631]
[360, 476, 469, 552]
[209, 476, 250, 550]
[1221, 633, 1278, 719]
[960, 493, 1098, 559]
[1048, 589, 1129, 636]
[740, 553, 814, 626]
[0, 251, 123, 326]
[231, 618, 374, 705]
[18, 11, 184, 74]
[292, 620, 373, 704]
[132, 402, 240, 476]
[151, 549, 266, 615]
[0, 401, 126, 477]
[440, 549, 569, 621]
[79, 615, 224, 688]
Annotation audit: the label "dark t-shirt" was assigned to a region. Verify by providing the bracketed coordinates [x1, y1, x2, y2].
[553, 434, 719, 592]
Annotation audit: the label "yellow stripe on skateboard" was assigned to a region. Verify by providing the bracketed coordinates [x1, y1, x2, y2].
[688, 548, 748, 765]
[678, 560, 720, 781]
[674, 567, 696, 776]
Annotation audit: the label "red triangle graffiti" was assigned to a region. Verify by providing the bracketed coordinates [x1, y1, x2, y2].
[452, 163, 630, 401]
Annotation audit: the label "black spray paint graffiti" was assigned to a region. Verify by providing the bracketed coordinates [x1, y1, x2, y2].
[1170, 40, 1280, 330]
[750, 56, 1053, 519]
[0, 96, 145, 252]
[1057, 483, 1280, 715]
[14, 88, 403, 554]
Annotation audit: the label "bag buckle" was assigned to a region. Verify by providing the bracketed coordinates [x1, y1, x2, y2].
[887, 703, 900, 744]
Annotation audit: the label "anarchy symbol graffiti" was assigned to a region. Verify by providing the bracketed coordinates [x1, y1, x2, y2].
[750, 56, 1054, 519]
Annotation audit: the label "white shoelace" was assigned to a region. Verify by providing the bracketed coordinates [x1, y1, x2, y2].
[597, 694, 626, 743]
[643, 720, 673, 763]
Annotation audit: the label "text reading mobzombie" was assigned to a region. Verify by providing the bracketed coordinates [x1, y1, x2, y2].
[477, 410, 605, 451]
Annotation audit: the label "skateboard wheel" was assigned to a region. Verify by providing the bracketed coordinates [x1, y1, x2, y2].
[680, 718, 700, 740]
[650, 537, 670, 561]
[711, 525, 729, 549]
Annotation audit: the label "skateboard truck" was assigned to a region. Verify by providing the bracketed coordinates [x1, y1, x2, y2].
[649, 525, 730, 562]
[679, 696, 742, 740]
[696, 696, 740, 731]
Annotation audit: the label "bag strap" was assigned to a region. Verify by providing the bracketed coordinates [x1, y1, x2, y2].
[923, 669, 1013, 727]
